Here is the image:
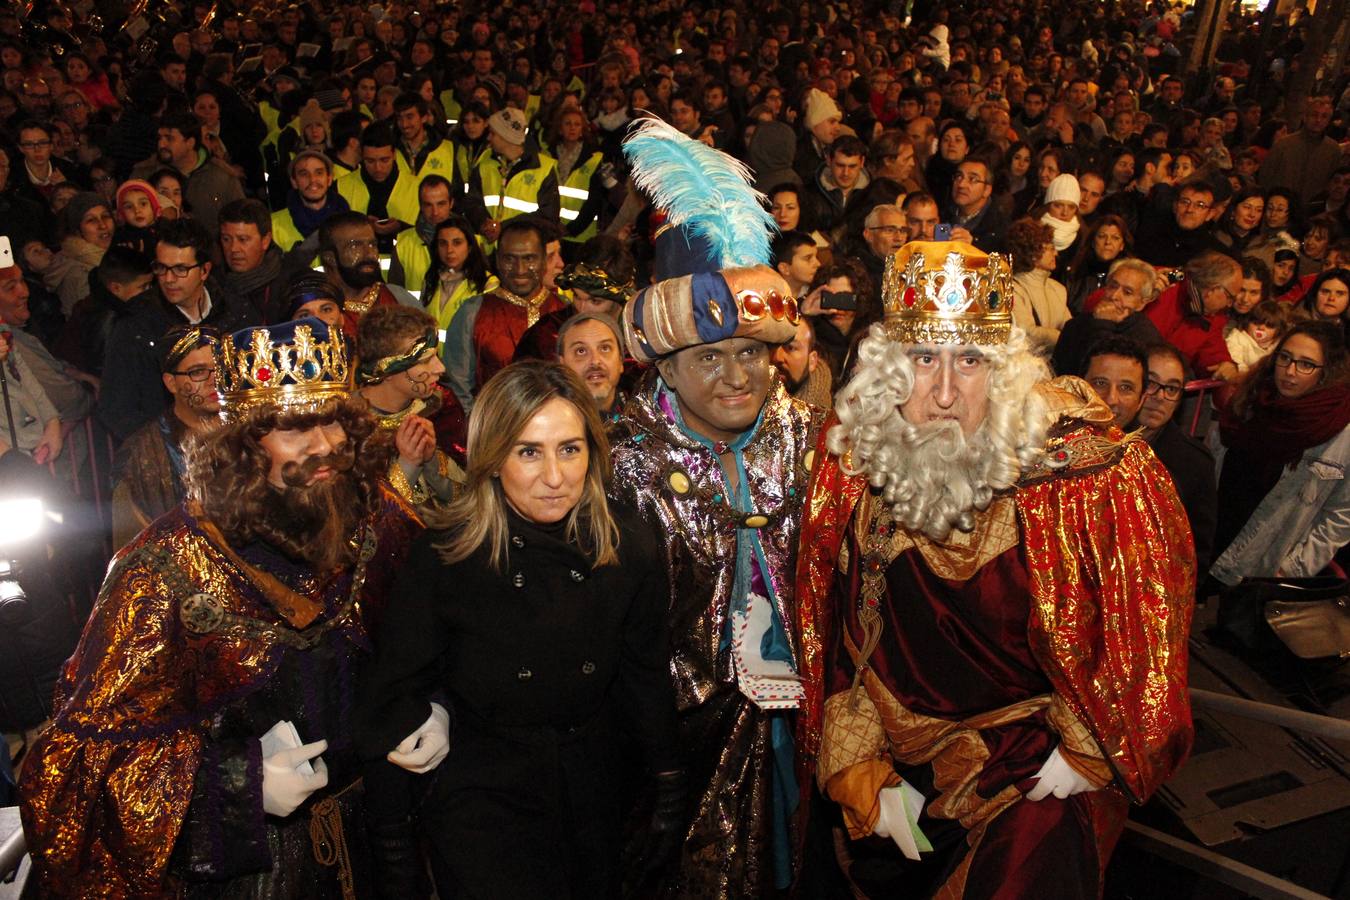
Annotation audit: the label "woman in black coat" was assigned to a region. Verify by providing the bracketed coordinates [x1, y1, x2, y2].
[355, 361, 681, 900]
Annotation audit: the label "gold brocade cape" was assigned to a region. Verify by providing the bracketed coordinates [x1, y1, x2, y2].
[19, 486, 421, 899]
[794, 377, 1196, 811]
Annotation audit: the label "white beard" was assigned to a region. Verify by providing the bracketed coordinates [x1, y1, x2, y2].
[840, 410, 1009, 541]
[827, 325, 1051, 541]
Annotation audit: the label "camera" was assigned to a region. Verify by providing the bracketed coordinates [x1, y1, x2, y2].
[820, 291, 858, 311]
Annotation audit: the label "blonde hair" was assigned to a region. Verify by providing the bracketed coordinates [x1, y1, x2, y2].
[430, 361, 621, 569]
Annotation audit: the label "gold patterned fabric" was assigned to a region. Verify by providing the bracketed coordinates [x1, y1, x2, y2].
[1014, 433, 1196, 803]
[795, 385, 1196, 897]
[19, 488, 420, 898]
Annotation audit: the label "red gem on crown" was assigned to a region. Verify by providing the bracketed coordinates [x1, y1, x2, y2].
[256, 366, 273, 382]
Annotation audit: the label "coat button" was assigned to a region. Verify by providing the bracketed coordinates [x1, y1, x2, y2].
[513, 572, 525, 588]
[569, 569, 585, 582]
[581, 661, 596, 675]
[511, 535, 525, 548]
[517, 668, 532, 681]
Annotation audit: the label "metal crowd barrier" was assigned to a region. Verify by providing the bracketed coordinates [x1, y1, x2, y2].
[1181, 377, 1225, 439]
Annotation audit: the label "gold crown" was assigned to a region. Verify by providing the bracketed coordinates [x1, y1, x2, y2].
[881, 240, 1014, 345]
[217, 322, 351, 422]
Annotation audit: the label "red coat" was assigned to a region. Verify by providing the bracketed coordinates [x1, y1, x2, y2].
[1144, 281, 1232, 376]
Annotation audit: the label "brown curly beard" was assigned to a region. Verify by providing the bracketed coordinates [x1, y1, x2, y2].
[259, 446, 364, 572]
[185, 397, 393, 573]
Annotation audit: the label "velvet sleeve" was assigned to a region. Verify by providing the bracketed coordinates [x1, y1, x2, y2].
[19, 543, 206, 898]
[1015, 438, 1196, 803]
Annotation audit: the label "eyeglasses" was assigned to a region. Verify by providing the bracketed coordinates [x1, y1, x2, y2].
[1144, 379, 1183, 400]
[1176, 196, 1211, 210]
[152, 261, 204, 278]
[18, 139, 51, 149]
[866, 225, 903, 235]
[1273, 350, 1324, 375]
[953, 172, 987, 185]
[172, 365, 215, 382]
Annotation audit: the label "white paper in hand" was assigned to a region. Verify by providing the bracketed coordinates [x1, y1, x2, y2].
[0, 237, 12, 270]
[730, 593, 805, 710]
[261, 720, 314, 775]
[875, 783, 932, 861]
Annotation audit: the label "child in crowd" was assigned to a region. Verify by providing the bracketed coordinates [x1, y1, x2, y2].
[1226, 299, 1289, 372]
[112, 180, 166, 257]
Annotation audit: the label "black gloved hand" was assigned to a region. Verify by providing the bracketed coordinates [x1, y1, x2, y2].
[366, 817, 431, 900]
[636, 769, 689, 889]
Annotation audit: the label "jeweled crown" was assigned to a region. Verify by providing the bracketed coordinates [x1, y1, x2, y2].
[881, 240, 1014, 345]
[216, 319, 350, 421]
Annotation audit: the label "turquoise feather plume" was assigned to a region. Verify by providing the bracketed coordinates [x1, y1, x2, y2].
[623, 116, 777, 268]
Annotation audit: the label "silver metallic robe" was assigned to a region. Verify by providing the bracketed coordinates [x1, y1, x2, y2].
[610, 373, 824, 898]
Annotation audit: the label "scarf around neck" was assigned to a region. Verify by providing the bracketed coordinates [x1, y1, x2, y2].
[1040, 212, 1080, 251]
[1221, 381, 1350, 487]
[222, 244, 283, 296]
[288, 188, 350, 238]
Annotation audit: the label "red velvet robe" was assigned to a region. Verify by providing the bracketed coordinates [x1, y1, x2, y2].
[795, 379, 1196, 898]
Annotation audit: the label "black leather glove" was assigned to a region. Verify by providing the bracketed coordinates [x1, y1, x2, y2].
[635, 769, 689, 889]
[366, 817, 431, 900]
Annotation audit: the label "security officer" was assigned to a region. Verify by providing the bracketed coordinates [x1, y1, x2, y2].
[462, 108, 561, 249]
[389, 175, 457, 294]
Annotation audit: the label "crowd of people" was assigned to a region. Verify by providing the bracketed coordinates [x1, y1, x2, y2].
[0, 0, 1347, 896]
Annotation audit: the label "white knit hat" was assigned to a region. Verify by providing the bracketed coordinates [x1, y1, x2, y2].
[803, 88, 842, 132]
[487, 108, 529, 146]
[1044, 173, 1082, 207]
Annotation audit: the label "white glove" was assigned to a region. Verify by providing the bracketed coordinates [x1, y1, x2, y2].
[261, 739, 330, 817]
[387, 702, 451, 774]
[1026, 746, 1095, 801]
[872, 782, 932, 861]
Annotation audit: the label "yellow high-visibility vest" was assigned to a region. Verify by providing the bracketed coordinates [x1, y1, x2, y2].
[558, 151, 602, 243]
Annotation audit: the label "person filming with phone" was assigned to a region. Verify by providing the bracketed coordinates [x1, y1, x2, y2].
[799, 258, 879, 380]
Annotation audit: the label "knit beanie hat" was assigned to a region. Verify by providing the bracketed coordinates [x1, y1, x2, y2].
[59, 192, 111, 239]
[115, 179, 162, 220]
[803, 88, 842, 132]
[1044, 173, 1081, 207]
[487, 108, 528, 146]
[297, 99, 330, 138]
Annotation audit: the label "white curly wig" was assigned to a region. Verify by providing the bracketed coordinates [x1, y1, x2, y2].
[827, 323, 1053, 540]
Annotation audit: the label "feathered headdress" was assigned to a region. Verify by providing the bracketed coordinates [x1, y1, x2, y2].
[624, 116, 778, 275]
[620, 116, 798, 362]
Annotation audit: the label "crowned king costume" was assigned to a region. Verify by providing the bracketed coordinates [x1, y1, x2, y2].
[796, 243, 1195, 898]
[21, 320, 421, 898]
